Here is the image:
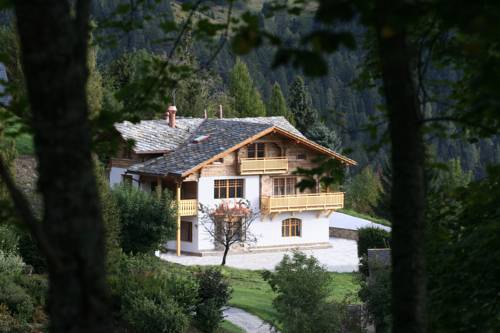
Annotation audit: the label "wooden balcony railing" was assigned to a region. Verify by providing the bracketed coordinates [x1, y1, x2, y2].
[178, 199, 198, 216]
[261, 192, 344, 214]
[239, 157, 288, 175]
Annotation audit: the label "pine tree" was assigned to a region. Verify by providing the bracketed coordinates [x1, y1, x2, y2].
[288, 76, 341, 150]
[267, 82, 295, 124]
[229, 58, 266, 117]
[288, 76, 316, 133]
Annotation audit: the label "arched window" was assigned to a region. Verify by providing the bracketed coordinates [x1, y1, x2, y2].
[282, 218, 301, 237]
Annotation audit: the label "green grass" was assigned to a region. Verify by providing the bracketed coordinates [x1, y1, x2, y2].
[221, 266, 361, 326]
[15, 133, 34, 155]
[219, 320, 245, 333]
[161, 263, 361, 327]
[338, 208, 391, 227]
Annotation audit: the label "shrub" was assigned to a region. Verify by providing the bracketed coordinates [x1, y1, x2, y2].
[0, 304, 24, 333]
[0, 225, 19, 254]
[0, 251, 24, 280]
[18, 233, 47, 274]
[16, 274, 48, 307]
[112, 184, 176, 254]
[357, 227, 391, 276]
[0, 280, 34, 324]
[195, 268, 231, 333]
[111, 254, 197, 333]
[122, 294, 189, 333]
[358, 267, 392, 333]
[263, 251, 343, 333]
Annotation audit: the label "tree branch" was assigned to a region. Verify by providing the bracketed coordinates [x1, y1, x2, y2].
[0, 155, 61, 270]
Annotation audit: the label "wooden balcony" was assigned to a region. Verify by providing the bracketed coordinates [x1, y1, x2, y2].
[239, 157, 288, 175]
[178, 199, 198, 216]
[261, 192, 344, 214]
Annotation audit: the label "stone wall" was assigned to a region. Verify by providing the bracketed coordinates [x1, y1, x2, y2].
[329, 227, 359, 240]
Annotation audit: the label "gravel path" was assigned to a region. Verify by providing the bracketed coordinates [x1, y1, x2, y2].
[158, 238, 358, 272]
[224, 307, 275, 333]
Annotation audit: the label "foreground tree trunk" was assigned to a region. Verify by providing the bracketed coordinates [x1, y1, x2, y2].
[221, 244, 230, 266]
[374, 1, 426, 332]
[14, 1, 112, 332]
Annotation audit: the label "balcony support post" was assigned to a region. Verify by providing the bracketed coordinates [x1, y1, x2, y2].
[176, 182, 181, 256]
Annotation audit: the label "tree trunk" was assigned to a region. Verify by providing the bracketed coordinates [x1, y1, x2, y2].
[221, 244, 230, 266]
[14, 2, 112, 332]
[374, 1, 426, 332]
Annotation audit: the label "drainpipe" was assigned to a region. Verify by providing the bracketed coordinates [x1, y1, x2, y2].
[176, 182, 181, 256]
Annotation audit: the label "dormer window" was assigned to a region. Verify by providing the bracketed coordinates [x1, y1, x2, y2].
[247, 143, 265, 158]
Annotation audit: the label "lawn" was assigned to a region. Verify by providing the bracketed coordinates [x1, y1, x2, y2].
[221, 266, 361, 326]
[162, 262, 361, 328]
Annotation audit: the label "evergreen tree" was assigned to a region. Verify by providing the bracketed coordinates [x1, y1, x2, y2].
[267, 82, 294, 124]
[229, 58, 265, 117]
[288, 76, 341, 150]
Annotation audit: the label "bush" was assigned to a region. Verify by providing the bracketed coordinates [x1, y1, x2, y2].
[18, 233, 47, 274]
[112, 184, 176, 254]
[16, 274, 48, 307]
[195, 268, 231, 333]
[357, 227, 391, 276]
[122, 295, 189, 333]
[0, 225, 19, 254]
[111, 254, 196, 333]
[0, 304, 24, 333]
[263, 251, 343, 333]
[0, 280, 34, 324]
[0, 251, 24, 280]
[358, 267, 392, 333]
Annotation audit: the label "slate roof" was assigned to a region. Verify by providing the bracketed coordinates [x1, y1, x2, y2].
[0, 63, 12, 107]
[127, 119, 273, 176]
[114, 116, 303, 154]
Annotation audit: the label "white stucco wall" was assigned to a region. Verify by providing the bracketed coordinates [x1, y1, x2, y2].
[109, 167, 139, 188]
[195, 175, 260, 251]
[250, 211, 330, 247]
[166, 216, 199, 253]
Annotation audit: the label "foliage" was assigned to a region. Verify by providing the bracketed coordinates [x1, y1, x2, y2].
[110, 254, 196, 333]
[288, 76, 341, 151]
[195, 267, 232, 333]
[199, 200, 258, 266]
[17, 233, 46, 274]
[357, 227, 391, 276]
[345, 167, 383, 216]
[426, 166, 500, 332]
[0, 303, 24, 333]
[267, 82, 294, 124]
[112, 184, 175, 254]
[358, 267, 392, 333]
[94, 158, 121, 265]
[262, 251, 343, 333]
[122, 295, 188, 333]
[229, 58, 266, 117]
[0, 224, 19, 254]
[0, 279, 34, 324]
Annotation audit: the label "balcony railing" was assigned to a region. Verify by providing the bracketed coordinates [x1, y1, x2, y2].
[178, 199, 198, 216]
[239, 157, 288, 175]
[261, 192, 344, 214]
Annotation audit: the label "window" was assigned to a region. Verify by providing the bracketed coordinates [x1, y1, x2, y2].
[181, 221, 193, 242]
[282, 218, 301, 237]
[247, 143, 265, 158]
[273, 177, 297, 196]
[214, 179, 244, 199]
[297, 152, 307, 160]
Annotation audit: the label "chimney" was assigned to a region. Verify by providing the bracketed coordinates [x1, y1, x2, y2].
[219, 104, 223, 119]
[167, 105, 177, 128]
[204, 108, 208, 119]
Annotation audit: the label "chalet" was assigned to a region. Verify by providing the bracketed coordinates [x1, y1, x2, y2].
[110, 106, 357, 255]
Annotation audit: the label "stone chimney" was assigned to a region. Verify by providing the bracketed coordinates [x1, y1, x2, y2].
[167, 105, 177, 128]
[219, 104, 223, 119]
